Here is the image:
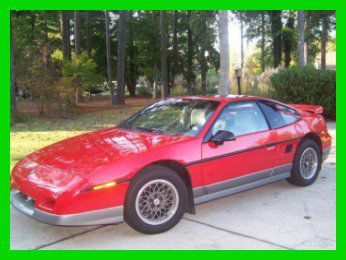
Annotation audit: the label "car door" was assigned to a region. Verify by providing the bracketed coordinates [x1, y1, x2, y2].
[199, 101, 278, 196]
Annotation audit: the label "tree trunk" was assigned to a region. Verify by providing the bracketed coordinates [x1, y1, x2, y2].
[172, 11, 179, 89]
[321, 15, 328, 70]
[260, 12, 265, 73]
[305, 12, 310, 65]
[270, 11, 282, 68]
[74, 11, 81, 56]
[218, 11, 230, 97]
[240, 13, 244, 69]
[160, 11, 169, 98]
[186, 11, 193, 94]
[85, 12, 92, 58]
[199, 12, 207, 95]
[127, 12, 137, 97]
[283, 11, 294, 68]
[10, 12, 16, 113]
[105, 11, 116, 105]
[116, 11, 127, 105]
[151, 12, 159, 99]
[305, 44, 310, 65]
[74, 11, 83, 103]
[297, 11, 305, 66]
[128, 62, 137, 96]
[60, 11, 71, 60]
[153, 63, 159, 99]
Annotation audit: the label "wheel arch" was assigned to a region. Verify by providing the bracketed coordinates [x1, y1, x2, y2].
[302, 132, 322, 154]
[136, 160, 196, 215]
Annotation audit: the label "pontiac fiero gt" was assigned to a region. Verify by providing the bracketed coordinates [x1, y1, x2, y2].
[11, 96, 332, 234]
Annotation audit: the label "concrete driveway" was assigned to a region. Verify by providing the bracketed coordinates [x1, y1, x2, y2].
[10, 122, 336, 250]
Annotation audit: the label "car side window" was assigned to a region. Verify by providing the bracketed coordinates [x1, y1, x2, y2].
[210, 101, 269, 137]
[258, 100, 301, 129]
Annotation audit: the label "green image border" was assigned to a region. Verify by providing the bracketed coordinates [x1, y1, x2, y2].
[1, 0, 340, 256]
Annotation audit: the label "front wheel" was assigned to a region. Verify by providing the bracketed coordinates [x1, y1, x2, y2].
[287, 139, 322, 186]
[124, 166, 187, 234]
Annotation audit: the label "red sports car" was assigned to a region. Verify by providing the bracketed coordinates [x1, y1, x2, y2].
[10, 96, 332, 234]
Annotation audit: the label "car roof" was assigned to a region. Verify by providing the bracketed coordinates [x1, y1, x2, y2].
[174, 95, 273, 104]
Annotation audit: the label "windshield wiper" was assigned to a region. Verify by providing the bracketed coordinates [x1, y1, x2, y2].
[131, 126, 164, 134]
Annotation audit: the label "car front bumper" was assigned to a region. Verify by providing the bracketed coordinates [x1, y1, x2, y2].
[10, 189, 123, 226]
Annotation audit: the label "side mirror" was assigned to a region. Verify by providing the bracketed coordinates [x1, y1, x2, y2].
[210, 130, 236, 145]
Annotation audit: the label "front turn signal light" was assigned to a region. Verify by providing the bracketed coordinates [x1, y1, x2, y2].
[93, 181, 116, 190]
[82, 181, 116, 193]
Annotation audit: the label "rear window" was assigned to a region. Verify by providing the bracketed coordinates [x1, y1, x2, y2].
[258, 100, 301, 129]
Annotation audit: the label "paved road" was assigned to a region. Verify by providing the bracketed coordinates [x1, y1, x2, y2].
[10, 123, 336, 250]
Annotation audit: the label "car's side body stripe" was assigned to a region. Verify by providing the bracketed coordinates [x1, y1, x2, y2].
[193, 163, 292, 205]
[185, 137, 301, 167]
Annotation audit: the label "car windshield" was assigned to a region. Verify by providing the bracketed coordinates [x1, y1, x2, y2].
[118, 99, 219, 137]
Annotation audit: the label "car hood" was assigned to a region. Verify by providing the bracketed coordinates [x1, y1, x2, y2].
[27, 127, 192, 175]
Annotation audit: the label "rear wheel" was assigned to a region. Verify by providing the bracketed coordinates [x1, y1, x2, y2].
[287, 139, 321, 186]
[124, 166, 187, 234]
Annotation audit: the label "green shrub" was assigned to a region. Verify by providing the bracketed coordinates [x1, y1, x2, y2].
[61, 52, 105, 97]
[136, 85, 152, 96]
[10, 110, 28, 125]
[270, 66, 336, 119]
[170, 86, 187, 96]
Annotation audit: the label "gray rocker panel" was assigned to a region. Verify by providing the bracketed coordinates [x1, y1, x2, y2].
[193, 164, 292, 205]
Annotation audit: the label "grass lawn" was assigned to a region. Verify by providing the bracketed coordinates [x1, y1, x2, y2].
[10, 106, 143, 170]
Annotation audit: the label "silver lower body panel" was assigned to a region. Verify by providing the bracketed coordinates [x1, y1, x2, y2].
[193, 164, 292, 205]
[10, 189, 123, 226]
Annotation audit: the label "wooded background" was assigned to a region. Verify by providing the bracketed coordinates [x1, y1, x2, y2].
[10, 10, 336, 118]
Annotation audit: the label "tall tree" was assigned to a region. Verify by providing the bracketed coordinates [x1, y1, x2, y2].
[10, 12, 16, 113]
[85, 11, 92, 58]
[186, 11, 193, 94]
[240, 13, 244, 68]
[320, 13, 329, 70]
[116, 11, 127, 105]
[199, 12, 208, 94]
[172, 11, 179, 89]
[270, 11, 282, 68]
[260, 12, 266, 72]
[282, 11, 294, 68]
[297, 11, 305, 66]
[160, 11, 169, 98]
[126, 12, 138, 97]
[74, 11, 81, 56]
[152, 11, 159, 99]
[218, 11, 230, 96]
[74, 11, 83, 103]
[105, 11, 115, 105]
[305, 11, 311, 65]
[60, 11, 71, 60]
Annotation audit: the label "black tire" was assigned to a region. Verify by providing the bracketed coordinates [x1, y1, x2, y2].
[287, 139, 322, 186]
[124, 165, 188, 234]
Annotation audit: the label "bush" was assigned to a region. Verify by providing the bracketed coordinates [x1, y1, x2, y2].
[136, 85, 152, 96]
[270, 66, 336, 119]
[61, 53, 105, 96]
[10, 110, 28, 125]
[20, 51, 76, 117]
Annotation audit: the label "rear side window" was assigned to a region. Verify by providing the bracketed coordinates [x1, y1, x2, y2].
[259, 100, 301, 129]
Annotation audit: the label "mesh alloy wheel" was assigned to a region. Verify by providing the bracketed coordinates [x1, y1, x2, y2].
[124, 165, 188, 234]
[135, 179, 179, 225]
[299, 147, 318, 180]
